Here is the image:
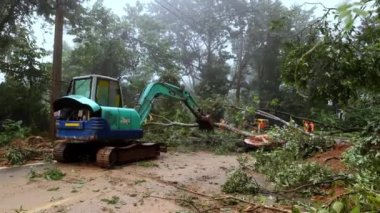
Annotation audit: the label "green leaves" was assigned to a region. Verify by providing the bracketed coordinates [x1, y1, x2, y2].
[6, 147, 33, 165]
[101, 196, 120, 205]
[43, 168, 66, 181]
[253, 126, 335, 193]
[337, 2, 371, 31]
[0, 119, 30, 147]
[331, 201, 344, 213]
[281, 1, 380, 106]
[222, 168, 259, 194]
[28, 167, 66, 181]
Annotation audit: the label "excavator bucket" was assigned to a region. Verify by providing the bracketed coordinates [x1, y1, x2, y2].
[197, 115, 214, 131]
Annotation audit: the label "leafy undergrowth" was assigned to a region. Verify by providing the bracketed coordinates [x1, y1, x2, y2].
[1, 136, 53, 166]
[221, 122, 380, 212]
[0, 119, 53, 166]
[252, 126, 339, 194]
[0, 119, 30, 147]
[6, 146, 37, 165]
[222, 167, 259, 194]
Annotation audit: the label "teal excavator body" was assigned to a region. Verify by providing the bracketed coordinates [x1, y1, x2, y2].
[53, 74, 211, 142]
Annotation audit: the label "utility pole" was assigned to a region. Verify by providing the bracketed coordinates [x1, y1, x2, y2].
[50, 0, 64, 137]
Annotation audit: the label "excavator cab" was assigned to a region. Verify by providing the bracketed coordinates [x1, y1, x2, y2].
[53, 75, 144, 142]
[66, 75, 123, 107]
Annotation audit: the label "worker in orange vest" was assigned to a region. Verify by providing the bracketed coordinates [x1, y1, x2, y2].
[308, 121, 315, 133]
[303, 120, 309, 132]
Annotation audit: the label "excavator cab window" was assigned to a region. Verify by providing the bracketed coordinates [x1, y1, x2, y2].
[95, 78, 122, 107]
[96, 79, 109, 106]
[68, 78, 91, 98]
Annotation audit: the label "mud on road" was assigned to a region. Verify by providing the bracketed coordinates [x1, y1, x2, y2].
[0, 151, 246, 213]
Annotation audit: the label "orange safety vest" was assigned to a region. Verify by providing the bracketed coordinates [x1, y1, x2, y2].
[309, 122, 315, 132]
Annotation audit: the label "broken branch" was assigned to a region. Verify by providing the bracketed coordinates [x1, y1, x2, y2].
[156, 179, 291, 213]
[277, 175, 348, 193]
[145, 121, 199, 127]
[145, 120, 255, 137]
[150, 195, 201, 213]
[214, 122, 254, 137]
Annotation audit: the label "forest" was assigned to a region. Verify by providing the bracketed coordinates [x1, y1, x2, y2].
[0, 0, 379, 212]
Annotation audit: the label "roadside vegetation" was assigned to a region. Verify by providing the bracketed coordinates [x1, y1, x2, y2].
[219, 119, 380, 212]
[0, 119, 53, 166]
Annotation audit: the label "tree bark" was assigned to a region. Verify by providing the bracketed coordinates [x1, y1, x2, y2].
[145, 121, 255, 137]
[49, 0, 64, 137]
[235, 33, 244, 104]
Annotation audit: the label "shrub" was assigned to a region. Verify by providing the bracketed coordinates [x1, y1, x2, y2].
[343, 120, 380, 190]
[6, 147, 34, 165]
[274, 162, 332, 188]
[222, 168, 259, 194]
[269, 125, 334, 158]
[0, 119, 30, 146]
[251, 126, 335, 192]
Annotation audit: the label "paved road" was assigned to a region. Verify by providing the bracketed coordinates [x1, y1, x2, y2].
[0, 151, 242, 213]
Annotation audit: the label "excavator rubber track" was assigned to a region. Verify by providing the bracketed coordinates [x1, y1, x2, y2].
[96, 143, 164, 168]
[53, 142, 101, 163]
[53, 143, 68, 162]
[53, 143, 82, 163]
[53, 142, 166, 168]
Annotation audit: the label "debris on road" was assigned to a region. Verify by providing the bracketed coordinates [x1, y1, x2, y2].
[0, 136, 54, 166]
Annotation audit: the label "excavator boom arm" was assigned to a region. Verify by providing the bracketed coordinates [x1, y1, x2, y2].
[137, 82, 212, 130]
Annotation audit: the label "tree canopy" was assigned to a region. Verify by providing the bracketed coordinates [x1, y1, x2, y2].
[0, 0, 378, 129]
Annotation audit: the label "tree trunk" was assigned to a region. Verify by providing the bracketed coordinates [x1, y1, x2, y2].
[235, 33, 245, 104]
[49, 0, 64, 137]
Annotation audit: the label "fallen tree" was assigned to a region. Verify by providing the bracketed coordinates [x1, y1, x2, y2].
[145, 120, 255, 137]
[145, 110, 311, 137]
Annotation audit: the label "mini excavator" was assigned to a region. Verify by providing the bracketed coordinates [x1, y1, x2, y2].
[53, 74, 213, 168]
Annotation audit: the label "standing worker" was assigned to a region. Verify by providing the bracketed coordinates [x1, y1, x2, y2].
[308, 121, 315, 133]
[303, 120, 309, 132]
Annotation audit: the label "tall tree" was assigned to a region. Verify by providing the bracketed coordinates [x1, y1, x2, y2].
[0, 28, 50, 130]
[245, 0, 295, 108]
[150, 0, 232, 95]
[50, 0, 64, 136]
[64, 1, 180, 104]
[0, 0, 86, 134]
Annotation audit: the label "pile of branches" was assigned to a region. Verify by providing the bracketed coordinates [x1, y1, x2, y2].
[2, 136, 53, 165]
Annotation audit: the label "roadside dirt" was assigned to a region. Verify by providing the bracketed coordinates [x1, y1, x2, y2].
[0, 151, 267, 213]
[308, 143, 351, 204]
[308, 143, 351, 172]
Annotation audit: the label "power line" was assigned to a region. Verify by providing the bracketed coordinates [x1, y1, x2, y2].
[160, 0, 200, 27]
[153, 0, 204, 35]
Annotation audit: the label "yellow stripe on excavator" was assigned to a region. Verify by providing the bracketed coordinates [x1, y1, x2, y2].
[65, 122, 80, 127]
